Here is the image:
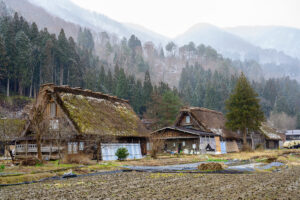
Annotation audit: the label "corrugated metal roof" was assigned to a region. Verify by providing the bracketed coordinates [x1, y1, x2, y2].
[286, 130, 300, 135]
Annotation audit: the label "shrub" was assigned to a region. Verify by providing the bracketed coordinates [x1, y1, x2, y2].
[0, 164, 5, 172]
[21, 157, 41, 166]
[115, 148, 129, 161]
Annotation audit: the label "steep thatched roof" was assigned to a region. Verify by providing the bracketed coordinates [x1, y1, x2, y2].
[260, 123, 282, 140]
[0, 118, 26, 141]
[28, 84, 149, 137]
[176, 107, 241, 139]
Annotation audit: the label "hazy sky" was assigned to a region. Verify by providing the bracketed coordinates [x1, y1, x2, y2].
[71, 0, 299, 38]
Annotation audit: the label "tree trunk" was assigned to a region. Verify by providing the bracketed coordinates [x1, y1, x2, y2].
[96, 141, 101, 163]
[242, 129, 248, 151]
[29, 82, 32, 98]
[60, 65, 63, 85]
[6, 78, 9, 97]
[36, 133, 42, 161]
[18, 82, 23, 96]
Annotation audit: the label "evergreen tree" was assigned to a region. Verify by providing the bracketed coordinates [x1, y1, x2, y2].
[159, 91, 182, 126]
[143, 70, 153, 107]
[115, 68, 128, 99]
[57, 29, 69, 85]
[0, 35, 8, 95]
[98, 65, 106, 92]
[225, 73, 265, 150]
[15, 31, 32, 95]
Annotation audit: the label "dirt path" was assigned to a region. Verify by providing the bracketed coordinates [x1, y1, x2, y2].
[1, 167, 300, 199]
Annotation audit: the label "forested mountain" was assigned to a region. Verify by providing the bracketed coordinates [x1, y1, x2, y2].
[28, 0, 169, 45]
[0, 1, 299, 129]
[227, 26, 300, 60]
[3, 0, 300, 84]
[0, 11, 183, 126]
[175, 23, 300, 81]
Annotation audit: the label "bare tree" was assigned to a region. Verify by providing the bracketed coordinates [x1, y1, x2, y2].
[150, 136, 164, 159]
[268, 112, 296, 131]
[30, 106, 49, 162]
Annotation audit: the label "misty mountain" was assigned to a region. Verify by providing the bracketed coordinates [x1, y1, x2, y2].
[175, 23, 300, 80]
[27, 0, 168, 45]
[227, 26, 300, 60]
[2, 0, 81, 39]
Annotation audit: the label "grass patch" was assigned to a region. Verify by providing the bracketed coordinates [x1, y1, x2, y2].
[85, 162, 121, 171]
[0, 164, 5, 172]
[0, 172, 54, 185]
[206, 158, 228, 162]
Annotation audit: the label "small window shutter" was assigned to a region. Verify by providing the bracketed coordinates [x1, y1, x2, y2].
[50, 103, 56, 117]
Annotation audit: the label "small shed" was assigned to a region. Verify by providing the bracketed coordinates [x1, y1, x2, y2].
[259, 123, 283, 149]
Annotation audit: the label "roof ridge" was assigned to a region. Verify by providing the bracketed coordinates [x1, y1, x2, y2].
[181, 106, 222, 115]
[40, 84, 129, 104]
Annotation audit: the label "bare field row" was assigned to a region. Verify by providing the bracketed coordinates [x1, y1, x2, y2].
[1, 166, 300, 199]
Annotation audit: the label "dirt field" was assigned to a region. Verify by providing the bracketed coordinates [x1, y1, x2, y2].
[1, 167, 300, 199]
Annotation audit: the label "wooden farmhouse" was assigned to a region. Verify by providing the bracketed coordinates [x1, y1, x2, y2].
[15, 84, 149, 161]
[248, 123, 284, 149]
[151, 107, 241, 154]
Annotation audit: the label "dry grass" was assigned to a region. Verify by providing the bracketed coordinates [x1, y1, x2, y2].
[210, 149, 299, 160]
[62, 154, 94, 165]
[197, 162, 225, 171]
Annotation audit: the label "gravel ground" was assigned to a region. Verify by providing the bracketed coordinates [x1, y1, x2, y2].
[1, 167, 300, 200]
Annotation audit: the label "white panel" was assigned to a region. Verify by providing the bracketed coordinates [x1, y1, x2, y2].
[101, 143, 142, 161]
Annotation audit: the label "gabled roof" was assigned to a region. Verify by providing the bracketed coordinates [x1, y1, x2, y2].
[175, 107, 241, 139]
[260, 123, 283, 140]
[25, 84, 149, 137]
[153, 126, 217, 137]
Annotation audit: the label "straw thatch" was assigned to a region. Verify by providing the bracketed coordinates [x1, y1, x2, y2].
[176, 107, 241, 139]
[259, 123, 282, 140]
[23, 84, 149, 138]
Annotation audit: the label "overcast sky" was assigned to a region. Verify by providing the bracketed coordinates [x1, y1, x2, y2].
[70, 0, 299, 38]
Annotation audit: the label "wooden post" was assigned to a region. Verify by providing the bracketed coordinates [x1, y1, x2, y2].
[49, 140, 52, 160]
[25, 140, 28, 163]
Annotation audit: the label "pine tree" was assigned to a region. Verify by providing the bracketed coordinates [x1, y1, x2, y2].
[98, 65, 106, 92]
[143, 70, 153, 102]
[115, 68, 128, 99]
[0, 35, 8, 92]
[15, 31, 32, 95]
[159, 91, 182, 126]
[57, 29, 69, 85]
[225, 73, 265, 150]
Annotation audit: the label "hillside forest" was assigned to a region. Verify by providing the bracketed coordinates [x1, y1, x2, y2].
[0, 12, 300, 130]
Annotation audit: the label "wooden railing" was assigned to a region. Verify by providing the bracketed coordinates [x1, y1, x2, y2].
[16, 144, 64, 153]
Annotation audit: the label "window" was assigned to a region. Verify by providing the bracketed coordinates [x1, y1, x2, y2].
[79, 142, 84, 151]
[50, 103, 57, 117]
[68, 142, 78, 154]
[186, 116, 190, 123]
[50, 120, 59, 130]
